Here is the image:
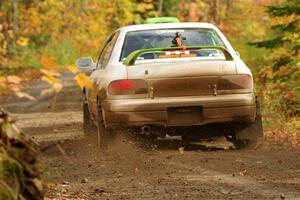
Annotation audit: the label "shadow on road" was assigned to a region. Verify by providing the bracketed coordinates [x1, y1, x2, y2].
[108, 131, 233, 153]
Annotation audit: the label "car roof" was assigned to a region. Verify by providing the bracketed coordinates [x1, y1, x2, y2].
[119, 22, 219, 33]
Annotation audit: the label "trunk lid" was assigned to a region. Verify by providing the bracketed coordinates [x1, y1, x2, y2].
[126, 60, 237, 97]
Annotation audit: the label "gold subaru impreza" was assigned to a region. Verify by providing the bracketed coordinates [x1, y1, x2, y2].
[76, 18, 263, 149]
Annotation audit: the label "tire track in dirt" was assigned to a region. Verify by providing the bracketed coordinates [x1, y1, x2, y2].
[12, 111, 83, 142]
[168, 161, 299, 199]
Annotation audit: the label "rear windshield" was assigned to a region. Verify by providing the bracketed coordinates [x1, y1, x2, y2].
[120, 28, 225, 61]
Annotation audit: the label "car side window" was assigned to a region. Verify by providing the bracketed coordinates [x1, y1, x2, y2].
[96, 31, 120, 69]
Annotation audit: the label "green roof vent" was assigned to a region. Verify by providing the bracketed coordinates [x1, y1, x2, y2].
[144, 17, 180, 24]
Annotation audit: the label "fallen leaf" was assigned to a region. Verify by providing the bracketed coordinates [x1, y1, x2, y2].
[81, 178, 88, 183]
[40, 69, 61, 77]
[0, 76, 7, 87]
[15, 91, 35, 100]
[179, 147, 185, 155]
[16, 36, 29, 46]
[41, 75, 58, 85]
[235, 156, 241, 163]
[41, 88, 55, 95]
[7, 30, 14, 39]
[68, 64, 79, 73]
[53, 82, 63, 93]
[41, 55, 57, 69]
[7, 75, 22, 84]
[239, 169, 248, 176]
[61, 181, 70, 187]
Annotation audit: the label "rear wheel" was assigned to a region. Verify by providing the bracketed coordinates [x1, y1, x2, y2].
[230, 97, 263, 149]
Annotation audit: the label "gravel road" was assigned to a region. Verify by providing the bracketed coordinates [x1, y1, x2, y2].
[1, 72, 299, 200]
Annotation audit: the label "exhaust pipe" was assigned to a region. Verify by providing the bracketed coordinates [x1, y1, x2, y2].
[141, 126, 151, 134]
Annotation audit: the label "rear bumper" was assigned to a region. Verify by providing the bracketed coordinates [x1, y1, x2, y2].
[102, 93, 256, 127]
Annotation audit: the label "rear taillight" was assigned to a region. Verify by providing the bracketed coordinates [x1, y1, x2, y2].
[108, 79, 148, 95]
[218, 74, 253, 90]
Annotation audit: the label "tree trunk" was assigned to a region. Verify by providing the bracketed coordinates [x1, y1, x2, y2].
[158, 0, 164, 17]
[79, 0, 86, 15]
[225, 0, 232, 17]
[12, 0, 18, 37]
[214, 0, 220, 24]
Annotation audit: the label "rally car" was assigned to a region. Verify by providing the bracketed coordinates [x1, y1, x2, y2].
[76, 18, 263, 149]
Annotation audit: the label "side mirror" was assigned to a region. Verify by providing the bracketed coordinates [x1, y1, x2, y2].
[236, 51, 240, 58]
[75, 57, 96, 75]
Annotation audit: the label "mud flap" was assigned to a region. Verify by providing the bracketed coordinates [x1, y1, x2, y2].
[83, 94, 96, 135]
[96, 102, 117, 148]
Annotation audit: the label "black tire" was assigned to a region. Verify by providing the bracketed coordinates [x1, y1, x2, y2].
[232, 97, 263, 150]
[83, 96, 95, 136]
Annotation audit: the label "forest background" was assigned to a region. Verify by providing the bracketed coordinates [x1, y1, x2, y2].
[0, 0, 299, 134]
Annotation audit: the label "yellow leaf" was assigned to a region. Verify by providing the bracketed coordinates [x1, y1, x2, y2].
[16, 37, 29, 46]
[41, 55, 57, 69]
[0, 76, 7, 88]
[74, 73, 93, 89]
[235, 156, 242, 163]
[40, 69, 61, 77]
[53, 82, 63, 93]
[41, 75, 58, 85]
[239, 169, 248, 176]
[41, 88, 55, 96]
[40, 83, 62, 95]
[15, 91, 35, 101]
[7, 75, 22, 84]
[68, 64, 79, 74]
[7, 30, 14, 39]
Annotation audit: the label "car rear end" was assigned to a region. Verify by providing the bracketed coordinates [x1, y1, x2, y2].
[102, 61, 256, 128]
[101, 24, 256, 129]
